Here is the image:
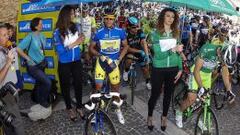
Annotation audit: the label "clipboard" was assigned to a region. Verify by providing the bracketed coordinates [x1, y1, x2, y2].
[159, 38, 177, 52]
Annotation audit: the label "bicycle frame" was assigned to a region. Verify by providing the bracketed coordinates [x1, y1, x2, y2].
[91, 101, 104, 133]
[184, 89, 216, 132]
[183, 97, 202, 119]
[184, 90, 211, 115]
[100, 75, 115, 112]
[128, 57, 143, 105]
[201, 93, 212, 130]
[129, 61, 137, 87]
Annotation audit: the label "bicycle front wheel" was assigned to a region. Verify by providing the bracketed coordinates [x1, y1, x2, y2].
[172, 79, 187, 114]
[85, 110, 117, 135]
[194, 107, 219, 135]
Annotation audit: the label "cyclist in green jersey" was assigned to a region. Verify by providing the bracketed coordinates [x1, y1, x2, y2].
[175, 28, 237, 128]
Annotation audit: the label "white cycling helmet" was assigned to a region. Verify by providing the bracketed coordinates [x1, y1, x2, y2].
[221, 43, 238, 66]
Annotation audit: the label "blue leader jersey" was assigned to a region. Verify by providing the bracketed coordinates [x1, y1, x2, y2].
[93, 26, 126, 60]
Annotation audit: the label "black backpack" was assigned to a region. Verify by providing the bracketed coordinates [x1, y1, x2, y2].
[31, 79, 58, 104]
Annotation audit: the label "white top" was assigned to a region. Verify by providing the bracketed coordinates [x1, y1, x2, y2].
[0, 50, 17, 88]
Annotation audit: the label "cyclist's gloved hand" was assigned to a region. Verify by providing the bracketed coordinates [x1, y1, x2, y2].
[144, 55, 150, 64]
[198, 87, 205, 98]
[100, 55, 108, 62]
[114, 59, 120, 66]
[138, 50, 146, 57]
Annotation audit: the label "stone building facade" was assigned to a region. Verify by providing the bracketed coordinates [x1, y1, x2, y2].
[0, 0, 19, 25]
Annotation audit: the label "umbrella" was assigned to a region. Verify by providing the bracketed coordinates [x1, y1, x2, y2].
[40, 0, 113, 6]
[145, 0, 239, 16]
[206, 0, 239, 16]
[145, 0, 206, 11]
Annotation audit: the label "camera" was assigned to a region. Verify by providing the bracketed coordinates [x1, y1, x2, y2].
[0, 82, 18, 98]
[0, 100, 15, 127]
[0, 82, 18, 128]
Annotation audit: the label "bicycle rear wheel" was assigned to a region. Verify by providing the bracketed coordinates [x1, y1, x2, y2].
[194, 107, 219, 135]
[129, 71, 136, 105]
[85, 110, 117, 135]
[212, 85, 227, 110]
[82, 70, 95, 88]
[172, 79, 188, 114]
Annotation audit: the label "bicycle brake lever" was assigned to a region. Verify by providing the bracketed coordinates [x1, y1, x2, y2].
[85, 103, 96, 111]
[113, 99, 123, 107]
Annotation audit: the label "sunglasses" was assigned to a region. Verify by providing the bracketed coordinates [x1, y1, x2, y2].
[104, 14, 115, 20]
[104, 17, 115, 20]
[219, 33, 227, 37]
[131, 26, 138, 29]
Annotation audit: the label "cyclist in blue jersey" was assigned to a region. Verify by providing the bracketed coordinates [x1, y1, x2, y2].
[89, 8, 129, 125]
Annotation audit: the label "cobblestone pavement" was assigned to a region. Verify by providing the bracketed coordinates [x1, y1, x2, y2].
[134, 80, 240, 135]
[17, 70, 240, 135]
[18, 92, 163, 135]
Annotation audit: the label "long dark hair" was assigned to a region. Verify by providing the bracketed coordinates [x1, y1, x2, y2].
[157, 8, 180, 39]
[56, 5, 77, 37]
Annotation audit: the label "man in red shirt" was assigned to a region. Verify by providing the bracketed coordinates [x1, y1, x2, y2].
[117, 9, 127, 29]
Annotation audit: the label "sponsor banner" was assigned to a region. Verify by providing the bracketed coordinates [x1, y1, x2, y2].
[22, 73, 35, 84]
[45, 38, 53, 50]
[21, 2, 60, 15]
[48, 75, 56, 80]
[19, 56, 54, 69]
[29, 0, 42, 2]
[23, 72, 56, 84]
[18, 0, 60, 91]
[18, 18, 53, 33]
[45, 56, 54, 69]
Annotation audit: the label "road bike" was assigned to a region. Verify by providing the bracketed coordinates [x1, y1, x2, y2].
[173, 82, 219, 135]
[172, 63, 219, 135]
[84, 65, 126, 135]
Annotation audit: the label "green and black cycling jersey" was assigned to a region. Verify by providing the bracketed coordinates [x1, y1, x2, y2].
[127, 29, 145, 51]
[126, 29, 147, 64]
[127, 30, 146, 50]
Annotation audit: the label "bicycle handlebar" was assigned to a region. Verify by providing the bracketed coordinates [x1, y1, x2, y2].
[85, 92, 125, 111]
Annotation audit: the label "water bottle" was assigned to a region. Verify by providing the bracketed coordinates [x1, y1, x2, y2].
[107, 58, 117, 69]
